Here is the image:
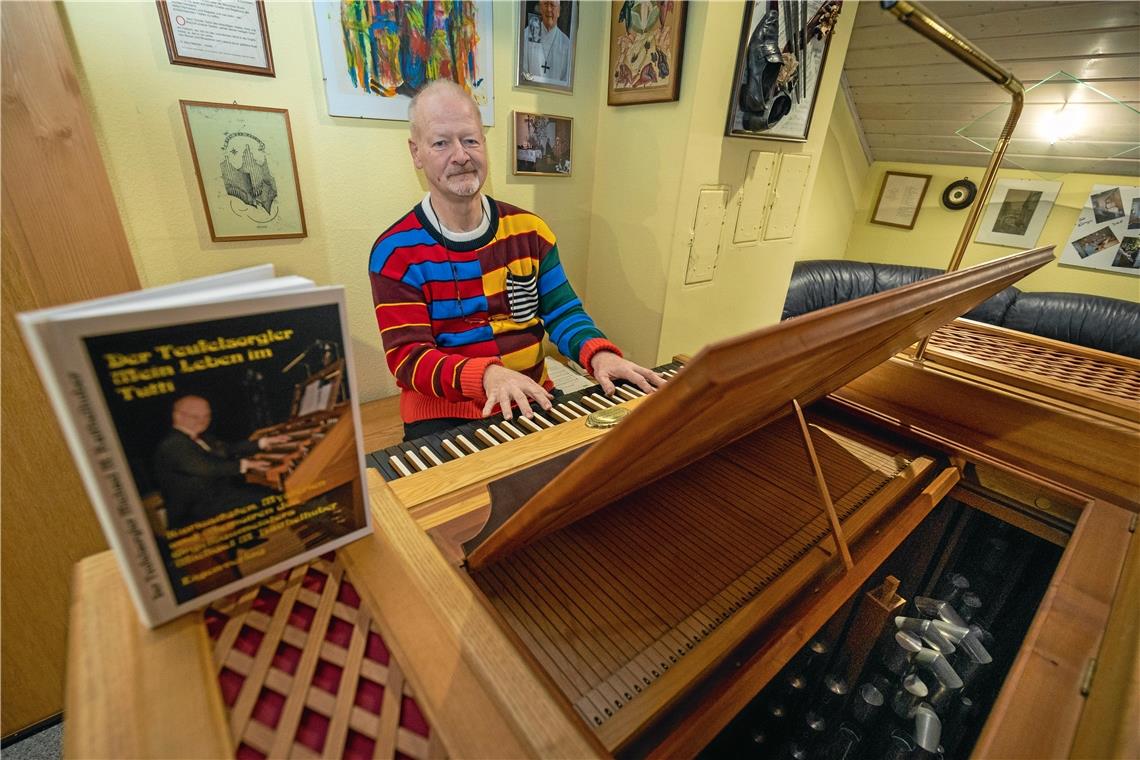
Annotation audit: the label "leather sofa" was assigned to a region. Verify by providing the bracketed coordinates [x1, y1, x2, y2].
[782, 259, 1140, 359]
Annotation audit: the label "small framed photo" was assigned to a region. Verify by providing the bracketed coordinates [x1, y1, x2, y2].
[512, 111, 572, 177]
[871, 171, 931, 230]
[975, 178, 1062, 248]
[180, 101, 307, 242]
[516, 1, 578, 93]
[157, 0, 274, 77]
[607, 0, 688, 106]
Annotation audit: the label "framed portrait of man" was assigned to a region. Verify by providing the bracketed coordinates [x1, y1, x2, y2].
[516, 0, 578, 93]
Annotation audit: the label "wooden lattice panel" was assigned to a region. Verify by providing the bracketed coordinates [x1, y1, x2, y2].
[204, 554, 444, 759]
[927, 322, 1140, 406]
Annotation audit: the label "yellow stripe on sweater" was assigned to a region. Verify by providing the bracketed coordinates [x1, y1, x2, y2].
[499, 340, 545, 374]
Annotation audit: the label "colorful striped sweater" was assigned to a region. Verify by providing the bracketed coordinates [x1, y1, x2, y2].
[369, 197, 620, 422]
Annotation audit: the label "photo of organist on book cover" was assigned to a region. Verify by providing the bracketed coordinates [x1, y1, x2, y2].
[77, 298, 370, 615]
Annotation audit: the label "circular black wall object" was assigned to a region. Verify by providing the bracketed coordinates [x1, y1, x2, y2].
[942, 178, 977, 210]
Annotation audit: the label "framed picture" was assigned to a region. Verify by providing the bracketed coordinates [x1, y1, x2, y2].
[870, 171, 931, 230]
[156, 0, 274, 77]
[607, 0, 688, 106]
[180, 101, 307, 242]
[312, 1, 495, 124]
[725, 0, 844, 141]
[975, 178, 1062, 248]
[513, 112, 572, 177]
[516, 1, 578, 93]
[1059, 184, 1140, 276]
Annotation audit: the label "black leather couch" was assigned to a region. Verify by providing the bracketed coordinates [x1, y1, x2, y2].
[782, 260, 1140, 359]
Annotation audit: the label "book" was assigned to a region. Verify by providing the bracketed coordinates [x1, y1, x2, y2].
[19, 266, 371, 627]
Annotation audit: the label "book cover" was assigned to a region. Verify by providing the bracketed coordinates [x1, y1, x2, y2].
[20, 283, 371, 626]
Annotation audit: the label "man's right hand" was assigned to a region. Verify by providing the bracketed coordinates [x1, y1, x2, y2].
[482, 364, 553, 420]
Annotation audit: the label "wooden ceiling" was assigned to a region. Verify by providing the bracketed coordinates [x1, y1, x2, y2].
[844, 1, 1140, 175]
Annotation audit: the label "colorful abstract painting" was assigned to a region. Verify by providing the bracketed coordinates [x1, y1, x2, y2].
[313, 1, 494, 124]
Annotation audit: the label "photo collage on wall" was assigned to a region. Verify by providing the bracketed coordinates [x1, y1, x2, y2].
[1060, 185, 1140, 277]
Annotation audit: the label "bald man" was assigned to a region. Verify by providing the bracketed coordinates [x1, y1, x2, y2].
[369, 80, 663, 441]
[153, 395, 285, 531]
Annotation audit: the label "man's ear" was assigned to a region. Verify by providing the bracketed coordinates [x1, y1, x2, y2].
[408, 138, 423, 169]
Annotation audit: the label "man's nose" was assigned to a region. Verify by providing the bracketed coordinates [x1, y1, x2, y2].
[450, 142, 471, 164]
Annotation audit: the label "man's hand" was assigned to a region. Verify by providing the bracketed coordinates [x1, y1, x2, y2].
[482, 363, 553, 420]
[257, 434, 291, 450]
[590, 351, 667, 396]
[240, 458, 272, 474]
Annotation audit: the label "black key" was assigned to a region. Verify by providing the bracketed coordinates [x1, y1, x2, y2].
[367, 452, 401, 481]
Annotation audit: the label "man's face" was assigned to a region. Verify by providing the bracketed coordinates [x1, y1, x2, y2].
[408, 92, 487, 202]
[174, 397, 211, 437]
[539, 0, 560, 31]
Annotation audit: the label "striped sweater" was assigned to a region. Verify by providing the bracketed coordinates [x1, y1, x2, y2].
[369, 197, 620, 422]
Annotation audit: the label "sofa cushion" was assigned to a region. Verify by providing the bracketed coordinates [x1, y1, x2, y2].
[782, 260, 1020, 325]
[1001, 292, 1140, 359]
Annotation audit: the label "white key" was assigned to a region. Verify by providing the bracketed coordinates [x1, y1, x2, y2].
[388, 455, 413, 477]
[616, 387, 640, 401]
[556, 404, 580, 419]
[588, 393, 617, 407]
[456, 434, 480, 454]
[519, 417, 543, 433]
[475, 429, 500, 447]
[501, 421, 526, 438]
[442, 439, 466, 458]
[404, 449, 429, 472]
[550, 407, 573, 423]
[420, 445, 443, 466]
[488, 424, 512, 443]
[568, 401, 591, 416]
[533, 413, 555, 428]
[581, 396, 607, 411]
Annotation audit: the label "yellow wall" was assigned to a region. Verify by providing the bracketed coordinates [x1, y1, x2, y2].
[647, 2, 857, 361]
[845, 163, 1140, 302]
[61, 0, 608, 402]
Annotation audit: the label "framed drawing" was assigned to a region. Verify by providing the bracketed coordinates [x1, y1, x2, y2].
[870, 171, 931, 230]
[180, 101, 307, 242]
[607, 0, 688, 106]
[513, 112, 573, 177]
[156, 0, 274, 77]
[517, 1, 578, 93]
[726, 0, 843, 141]
[1059, 184, 1140, 276]
[312, 1, 495, 124]
[975, 178, 1062, 248]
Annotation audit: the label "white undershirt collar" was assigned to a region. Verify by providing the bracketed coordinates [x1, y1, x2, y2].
[421, 192, 491, 242]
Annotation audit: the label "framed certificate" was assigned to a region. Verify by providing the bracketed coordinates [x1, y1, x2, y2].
[871, 171, 931, 230]
[157, 0, 275, 77]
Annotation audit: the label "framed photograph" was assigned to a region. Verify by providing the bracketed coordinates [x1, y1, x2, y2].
[513, 111, 572, 177]
[180, 101, 307, 242]
[156, 0, 274, 77]
[726, 0, 844, 141]
[517, 1, 578, 93]
[312, 1, 495, 124]
[1059, 184, 1140, 276]
[607, 0, 688, 106]
[870, 171, 931, 230]
[975, 178, 1062, 248]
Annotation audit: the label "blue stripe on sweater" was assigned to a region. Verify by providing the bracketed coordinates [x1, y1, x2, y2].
[402, 259, 483, 289]
[429, 295, 489, 321]
[436, 324, 495, 347]
[537, 262, 568, 296]
[369, 228, 435, 273]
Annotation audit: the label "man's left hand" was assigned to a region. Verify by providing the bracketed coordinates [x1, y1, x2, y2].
[590, 351, 667, 396]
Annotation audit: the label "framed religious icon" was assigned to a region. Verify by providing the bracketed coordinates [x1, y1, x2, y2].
[607, 0, 688, 105]
[726, 0, 843, 141]
[180, 101, 308, 242]
[512, 111, 573, 177]
[156, 0, 275, 77]
[516, 0, 578, 93]
[870, 171, 931, 230]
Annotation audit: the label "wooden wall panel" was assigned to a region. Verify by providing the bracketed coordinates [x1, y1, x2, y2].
[1, 2, 140, 736]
